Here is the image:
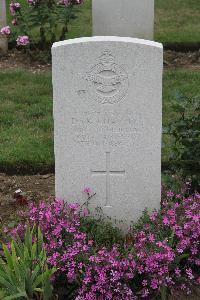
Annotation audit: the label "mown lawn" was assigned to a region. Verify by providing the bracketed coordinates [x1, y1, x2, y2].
[0, 69, 200, 173]
[6, 0, 200, 44]
[155, 0, 200, 44]
[0, 71, 53, 173]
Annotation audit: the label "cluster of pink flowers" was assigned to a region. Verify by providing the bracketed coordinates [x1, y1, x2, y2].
[0, 26, 11, 36]
[0, 27, 29, 45]
[26, 0, 84, 6]
[132, 233, 176, 298]
[0, 5, 29, 46]
[27, 0, 38, 5]
[77, 246, 137, 300]
[131, 191, 200, 297]
[58, 0, 84, 6]
[6, 190, 200, 299]
[8, 2, 29, 46]
[10, 1, 21, 15]
[12, 199, 93, 283]
[16, 35, 29, 46]
[0, 0, 85, 49]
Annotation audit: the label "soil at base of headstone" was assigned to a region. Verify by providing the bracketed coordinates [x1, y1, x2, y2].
[0, 173, 55, 224]
[0, 49, 200, 72]
[0, 49, 51, 73]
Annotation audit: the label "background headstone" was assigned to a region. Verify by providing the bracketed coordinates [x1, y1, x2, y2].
[0, 0, 8, 53]
[52, 36, 163, 225]
[93, 0, 154, 40]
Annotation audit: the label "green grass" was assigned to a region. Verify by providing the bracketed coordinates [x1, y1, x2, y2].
[0, 69, 200, 173]
[6, 0, 200, 44]
[67, 0, 92, 39]
[155, 0, 200, 44]
[0, 70, 53, 173]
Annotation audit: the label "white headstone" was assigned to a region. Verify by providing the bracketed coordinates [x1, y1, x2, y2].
[93, 0, 154, 40]
[0, 0, 8, 53]
[52, 36, 163, 225]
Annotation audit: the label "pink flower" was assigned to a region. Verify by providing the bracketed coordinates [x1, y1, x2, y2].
[151, 278, 159, 289]
[150, 211, 158, 221]
[195, 192, 200, 199]
[27, 0, 37, 5]
[73, 0, 84, 4]
[58, 0, 84, 5]
[186, 268, 194, 280]
[82, 207, 89, 217]
[163, 216, 170, 225]
[142, 280, 148, 286]
[142, 288, 149, 298]
[10, 2, 21, 16]
[58, 0, 70, 5]
[12, 18, 18, 26]
[167, 191, 174, 197]
[196, 277, 200, 284]
[68, 203, 80, 210]
[175, 267, 181, 277]
[83, 187, 92, 194]
[16, 35, 29, 46]
[0, 26, 11, 35]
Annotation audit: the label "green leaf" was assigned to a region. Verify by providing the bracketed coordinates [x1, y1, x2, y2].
[2, 244, 14, 271]
[3, 291, 27, 300]
[160, 286, 167, 300]
[175, 253, 189, 264]
[0, 274, 16, 291]
[0, 226, 54, 299]
[37, 227, 43, 253]
[0, 289, 7, 298]
[31, 264, 41, 283]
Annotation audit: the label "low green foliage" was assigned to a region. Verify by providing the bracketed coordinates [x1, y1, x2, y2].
[164, 93, 200, 189]
[162, 70, 200, 161]
[80, 211, 123, 247]
[0, 226, 55, 299]
[165, 93, 199, 161]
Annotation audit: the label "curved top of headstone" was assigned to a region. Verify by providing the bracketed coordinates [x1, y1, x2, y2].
[52, 36, 163, 50]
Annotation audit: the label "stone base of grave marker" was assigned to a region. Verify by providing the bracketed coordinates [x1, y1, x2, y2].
[52, 36, 163, 227]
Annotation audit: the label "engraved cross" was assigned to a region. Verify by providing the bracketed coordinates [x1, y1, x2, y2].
[91, 152, 125, 207]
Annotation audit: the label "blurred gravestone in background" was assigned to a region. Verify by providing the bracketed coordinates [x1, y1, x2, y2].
[0, 0, 7, 54]
[92, 0, 154, 40]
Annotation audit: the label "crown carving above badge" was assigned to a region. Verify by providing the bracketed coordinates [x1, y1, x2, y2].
[99, 50, 115, 66]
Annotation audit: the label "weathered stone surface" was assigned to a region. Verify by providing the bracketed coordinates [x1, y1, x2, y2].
[0, 0, 8, 53]
[52, 36, 163, 225]
[93, 0, 154, 40]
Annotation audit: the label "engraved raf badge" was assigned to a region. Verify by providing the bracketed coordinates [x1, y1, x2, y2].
[86, 50, 129, 104]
